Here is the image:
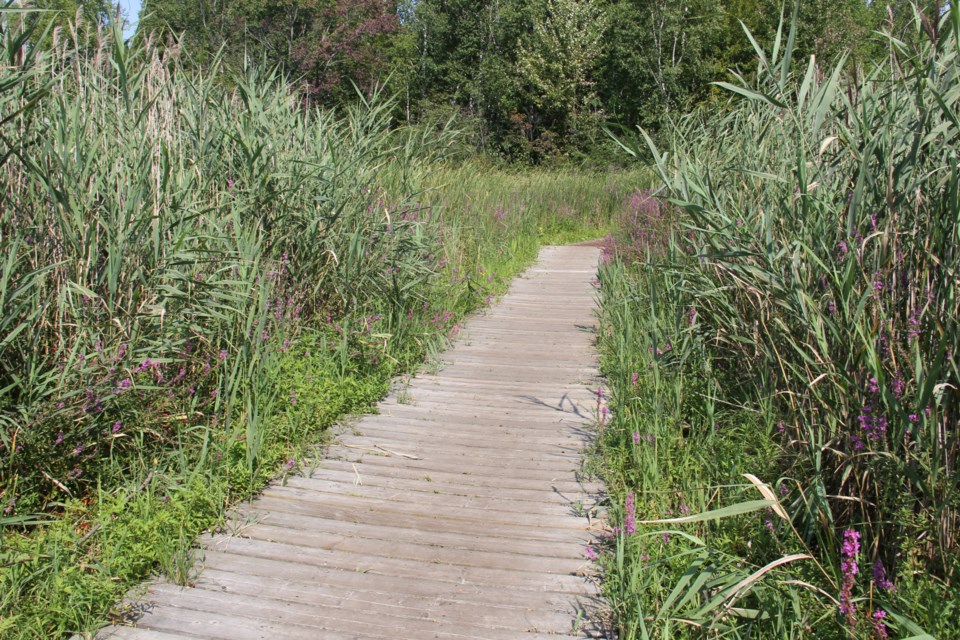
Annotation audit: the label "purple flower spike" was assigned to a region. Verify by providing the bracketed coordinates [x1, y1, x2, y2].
[839, 529, 860, 626]
[873, 560, 895, 591]
[873, 609, 888, 639]
[624, 492, 636, 535]
[836, 241, 849, 260]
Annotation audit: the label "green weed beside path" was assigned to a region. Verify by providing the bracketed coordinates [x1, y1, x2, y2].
[593, 6, 959, 639]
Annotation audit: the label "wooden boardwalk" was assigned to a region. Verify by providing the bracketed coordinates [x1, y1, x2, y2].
[93, 245, 605, 640]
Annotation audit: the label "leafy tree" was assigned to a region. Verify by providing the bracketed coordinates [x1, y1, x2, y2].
[599, 0, 725, 131]
[406, 0, 535, 156]
[515, 0, 605, 155]
[139, 0, 400, 101]
[21, 0, 116, 48]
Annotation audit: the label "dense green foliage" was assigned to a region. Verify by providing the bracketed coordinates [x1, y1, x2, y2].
[594, 5, 958, 638]
[126, 0, 939, 163]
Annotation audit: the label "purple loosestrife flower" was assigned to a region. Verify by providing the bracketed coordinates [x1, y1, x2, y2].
[624, 492, 637, 535]
[112, 421, 122, 433]
[857, 378, 888, 444]
[836, 241, 849, 260]
[632, 432, 641, 445]
[584, 546, 599, 560]
[631, 371, 639, 386]
[219, 349, 228, 361]
[839, 529, 860, 627]
[891, 373, 905, 399]
[873, 610, 888, 639]
[873, 560, 895, 591]
[55, 431, 64, 445]
[908, 312, 921, 339]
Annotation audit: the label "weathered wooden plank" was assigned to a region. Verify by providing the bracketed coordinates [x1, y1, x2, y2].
[350, 418, 591, 450]
[372, 404, 595, 427]
[256, 485, 589, 529]
[189, 568, 584, 631]
[200, 552, 593, 611]
[325, 447, 589, 483]
[93, 628, 198, 640]
[307, 457, 597, 494]
[327, 435, 585, 467]
[137, 588, 588, 640]
[378, 390, 596, 411]
[199, 537, 591, 593]
[294, 468, 592, 504]
[229, 522, 587, 574]
[238, 500, 598, 551]
[280, 476, 586, 517]
[223, 507, 590, 557]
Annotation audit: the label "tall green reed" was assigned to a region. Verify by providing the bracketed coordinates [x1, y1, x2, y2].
[0, 14, 455, 513]
[600, 2, 959, 637]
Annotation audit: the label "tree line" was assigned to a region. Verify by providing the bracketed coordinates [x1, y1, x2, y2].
[23, 0, 946, 163]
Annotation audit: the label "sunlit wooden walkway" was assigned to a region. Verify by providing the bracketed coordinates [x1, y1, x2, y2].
[94, 245, 605, 640]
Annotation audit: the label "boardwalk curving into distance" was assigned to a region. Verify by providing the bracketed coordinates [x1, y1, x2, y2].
[92, 245, 606, 640]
